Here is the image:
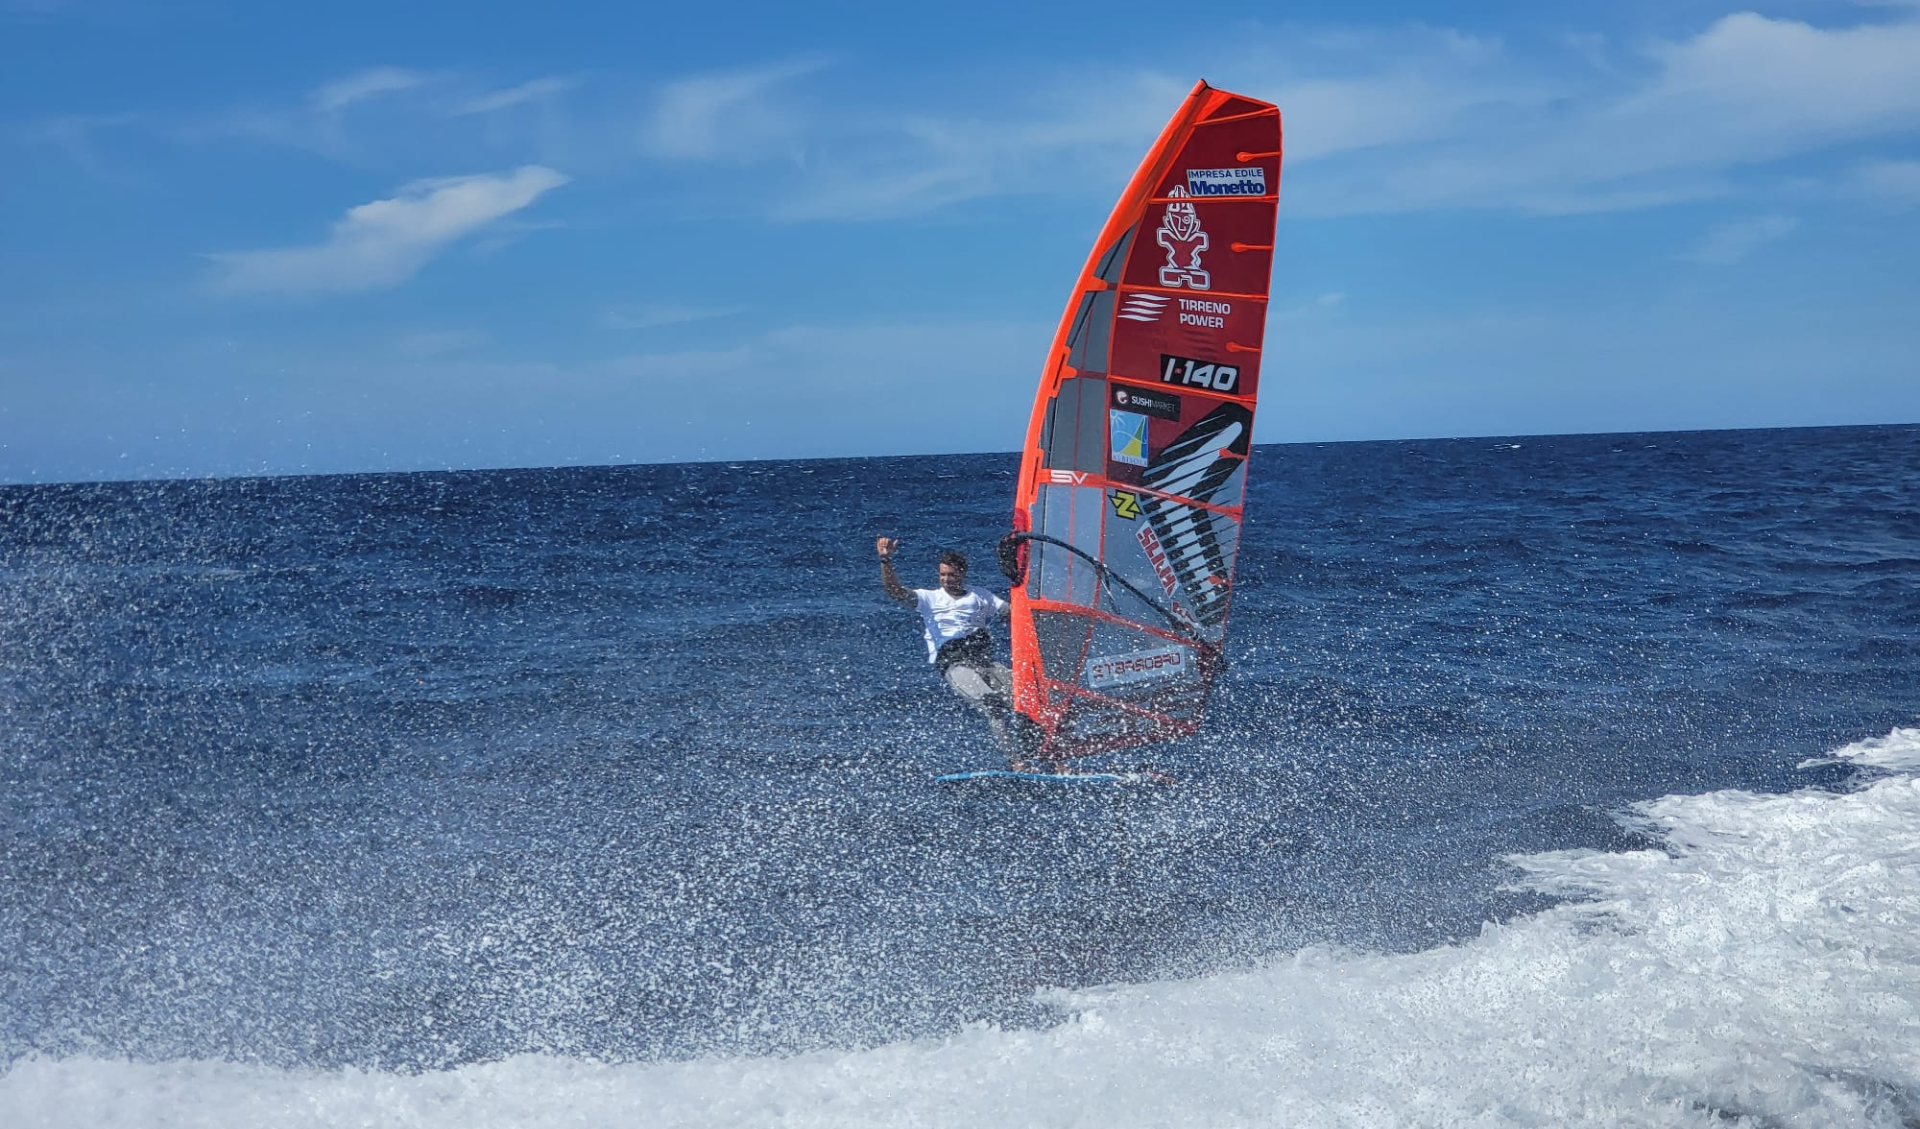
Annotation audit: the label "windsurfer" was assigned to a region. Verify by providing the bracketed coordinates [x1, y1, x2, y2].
[876, 537, 1042, 768]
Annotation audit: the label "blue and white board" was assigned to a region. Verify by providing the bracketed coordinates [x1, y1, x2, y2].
[935, 769, 1162, 786]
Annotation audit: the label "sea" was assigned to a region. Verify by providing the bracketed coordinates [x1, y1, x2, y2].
[1, 423, 1917, 1127]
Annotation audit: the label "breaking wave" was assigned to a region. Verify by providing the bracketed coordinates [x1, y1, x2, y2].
[5, 729, 1916, 1128]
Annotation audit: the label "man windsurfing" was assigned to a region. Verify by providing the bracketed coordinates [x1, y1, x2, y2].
[876, 536, 1040, 768]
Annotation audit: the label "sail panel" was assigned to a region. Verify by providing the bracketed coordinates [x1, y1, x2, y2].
[1007, 80, 1282, 760]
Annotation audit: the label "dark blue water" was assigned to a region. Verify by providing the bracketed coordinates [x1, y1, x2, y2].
[1, 425, 1915, 1071]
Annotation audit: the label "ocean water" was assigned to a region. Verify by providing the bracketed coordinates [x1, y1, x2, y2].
[1, 424, 1917, 1127]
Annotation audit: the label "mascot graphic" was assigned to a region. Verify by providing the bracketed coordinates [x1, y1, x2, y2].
[1156, 186, 1210, 290]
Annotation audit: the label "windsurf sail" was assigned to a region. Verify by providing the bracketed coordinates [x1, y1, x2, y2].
[1002, 81, 1281, 761]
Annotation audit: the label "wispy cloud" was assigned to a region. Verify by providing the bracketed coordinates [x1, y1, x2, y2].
[1679, 214, 1800, 264]
[1281, 13, 1920, 216]
[775, 71, 1188, 220]
[16, 112, 141, 179]
[603, 345, 762, 379]
[730, 28, 1541, 222]
[312, 67, 429, 112]
[1847, 158, 1920, 208]
[640, 57, 827, 162]
[391, 329, 490, 358]
[603, 303, 746, 330]
[169, 67, 439, 160]
[759, 13, 1920, 223]
[1267, 72, 1524, 165]
[1610, 14, 1920, 175]
[151, 66, 581, 165]
[1274, 291, 1348, 319]
[453, 76, 578, 116]
[208, 165, 569, 297]
[22, 11, 1920, 227]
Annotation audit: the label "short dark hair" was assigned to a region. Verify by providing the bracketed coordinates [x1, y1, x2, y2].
[938, 550, 968, 572]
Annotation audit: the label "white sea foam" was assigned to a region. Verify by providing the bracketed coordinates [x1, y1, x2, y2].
[6, 729, 1918, 1128]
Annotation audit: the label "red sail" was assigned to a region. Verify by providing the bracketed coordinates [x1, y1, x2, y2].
[1006, 81, 1281, 761]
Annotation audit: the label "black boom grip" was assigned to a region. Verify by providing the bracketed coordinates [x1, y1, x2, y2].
[996, 533, 1027, 585]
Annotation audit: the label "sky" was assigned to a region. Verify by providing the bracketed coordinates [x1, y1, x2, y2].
[2, 0, 1918, 483]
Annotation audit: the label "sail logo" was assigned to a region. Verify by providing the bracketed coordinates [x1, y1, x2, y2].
[1109, 491, 1142, 520]
[1156, 186, 1210, 290]
[1119, 293, 1235, 325]
[1087, 645, 1187, 689]
[1119, 293, 1171, 323]
[1113, 384, 1181, 421]
[1047, 469, 1091, 485]
[1177, 298, 1231, 328]
[1109, 410, 1150, 467]
[1160, 353, 1239, 393]
[1139, 403, 1252, 629]
[1186, 167, 1266, 197]
[1136, 524, 1180, 598]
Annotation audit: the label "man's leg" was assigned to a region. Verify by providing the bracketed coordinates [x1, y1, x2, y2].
[953, 661, 1048, 767]
[944, 662, 1016, 757]
[984, 662, 1056, 769]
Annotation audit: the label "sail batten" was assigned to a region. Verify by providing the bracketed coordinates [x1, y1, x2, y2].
[1004, 81, 1282, 762]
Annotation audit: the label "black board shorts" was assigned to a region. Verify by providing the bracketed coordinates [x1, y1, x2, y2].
[934, 630, 994, 675]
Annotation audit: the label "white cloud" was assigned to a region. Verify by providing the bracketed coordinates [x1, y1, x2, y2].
[454, 77, 578, 116]
[775, 71, 1189, 221]
[641, 58, 827, 162]
[1603, 14, 1920, 174]
[744, 27, 1548, 222]
[1268, 73, 1518, 164]
[776, 155, 997, 222]
[25, 12, 1920, 238]
[208, 165, 569, 297]
[640, 14, 1920, 221]
[29, 7, 1920, 229]
[1679, 214, 1800, 264]
[312, 67, 428, 112]
[1283, 13, 1920, 216]
[165, 68, 438, 160]
[167, 69, 591, 169]
[723, 14, 1911, 222]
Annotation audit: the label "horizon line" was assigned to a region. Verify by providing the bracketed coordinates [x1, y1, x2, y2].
[2, 419, 1913, 491]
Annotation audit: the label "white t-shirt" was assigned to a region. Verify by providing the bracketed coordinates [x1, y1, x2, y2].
[913, 586, 1010, 662]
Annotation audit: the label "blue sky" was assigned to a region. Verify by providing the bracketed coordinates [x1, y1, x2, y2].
[3, 0, 1918, 483]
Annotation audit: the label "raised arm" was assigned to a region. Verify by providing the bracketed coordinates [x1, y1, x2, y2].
[876, 536, 915, 607]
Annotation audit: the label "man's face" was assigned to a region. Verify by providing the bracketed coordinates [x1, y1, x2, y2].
[939, 564, 967, 596]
